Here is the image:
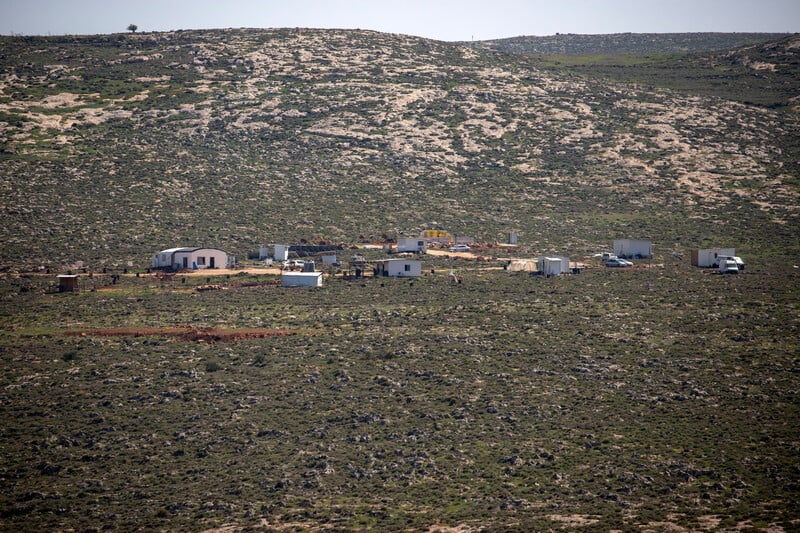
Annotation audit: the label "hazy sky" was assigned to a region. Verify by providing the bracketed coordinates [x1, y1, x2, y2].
[1, 0, 798, 40]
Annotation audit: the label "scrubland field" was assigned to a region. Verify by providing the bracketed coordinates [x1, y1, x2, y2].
[1, 28, 799, 531]
[1, 259, 798, 531]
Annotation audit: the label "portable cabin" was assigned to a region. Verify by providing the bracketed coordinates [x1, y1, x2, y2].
[152, 247, 228, 270]
[375, 259, 422, 278]
[537, 256, 571, 276]
[691, 248, 736, 268]
[273, 244, 290, 261]
[282, 271, 323, 287]
[613, 239, 652, 259]
[320, 253, 339, 266]
[397, 237, 427, 254]
[57, 274, 79, 292]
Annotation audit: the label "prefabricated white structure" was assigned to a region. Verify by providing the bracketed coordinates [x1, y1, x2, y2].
[375, 259, 422, 278]
[537, 256, 571, 276]
[282, 271, 323, 287]
[691, 248, 736, 268]
[613, 239, 652, 259]
[320, 253, 339, 266]
[152, 247, 228, 270]
[396, 237, 427, 253]
[273, 244, 290, 261]
[258, 245, 270, 260]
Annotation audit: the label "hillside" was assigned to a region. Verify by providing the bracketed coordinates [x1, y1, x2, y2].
[0, 29, 799, 532]
[462, 32, 792, 55]
[0, 29, 798, 271]
[528, 33, 800, 109]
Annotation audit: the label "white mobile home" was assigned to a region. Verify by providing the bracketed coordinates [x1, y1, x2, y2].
[282, 271, 323, 287]
[537, 256, 571, 276]
[396, 237, 427, 253]
[273, 244, 290, 261]
[375, 259, 422, 278]
[152, 247, 228, 270]
[613, 239, 652, 259]
[691, 248, 736, 268]
[320, 253, 339, 266]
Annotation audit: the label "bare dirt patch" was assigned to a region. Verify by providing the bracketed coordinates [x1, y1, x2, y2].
[64, 326, 294, 343]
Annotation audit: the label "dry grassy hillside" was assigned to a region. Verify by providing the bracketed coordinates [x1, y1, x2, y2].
[0, 28, 799, 533]
[0, 29, 798, 270]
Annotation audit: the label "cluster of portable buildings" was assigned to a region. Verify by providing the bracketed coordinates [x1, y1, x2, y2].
[146, 237, 743, 291]
[150, 243, 425, 288]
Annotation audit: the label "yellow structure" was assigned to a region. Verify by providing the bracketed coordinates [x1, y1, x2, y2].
[421, 229, 453, 243]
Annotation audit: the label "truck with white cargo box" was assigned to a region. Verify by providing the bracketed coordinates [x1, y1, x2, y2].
[613, 239, 652, 259]
[691, 248, 735, 268]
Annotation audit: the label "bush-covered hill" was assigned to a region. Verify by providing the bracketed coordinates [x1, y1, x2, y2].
[0, 29, 798, 271]
[1, 29, 799, 533]
[462, 32, 792, 55]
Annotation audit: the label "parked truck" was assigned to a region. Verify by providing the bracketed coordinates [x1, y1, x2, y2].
[691, 248, 736, 268]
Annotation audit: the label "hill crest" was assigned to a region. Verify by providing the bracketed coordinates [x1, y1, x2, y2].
[0, 29, 798, 270]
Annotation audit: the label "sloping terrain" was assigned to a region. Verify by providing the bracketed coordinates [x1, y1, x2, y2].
[0, 29, 799, 533]
[0, 29, 798, 270]
[528, 34, 800, 109]
[463, 32, 792, 55]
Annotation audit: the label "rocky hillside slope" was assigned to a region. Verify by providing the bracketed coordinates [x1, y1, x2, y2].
[0, 29, 798, 270]
[462, 32, 792, 54]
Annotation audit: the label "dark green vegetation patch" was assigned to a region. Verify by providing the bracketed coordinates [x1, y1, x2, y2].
[0, 265, 798, 530]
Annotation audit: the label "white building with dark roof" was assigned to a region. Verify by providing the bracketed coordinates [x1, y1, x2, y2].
[152, 247, 228, 270]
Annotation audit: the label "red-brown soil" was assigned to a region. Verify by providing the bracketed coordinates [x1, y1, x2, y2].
[64, 326, 294, 342]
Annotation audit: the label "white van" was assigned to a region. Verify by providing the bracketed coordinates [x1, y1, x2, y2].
[717, 255, 745, 271]
[719, 259, 740, 274]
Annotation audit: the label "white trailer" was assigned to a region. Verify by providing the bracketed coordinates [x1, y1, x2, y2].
[613, 239, 652, 259]
[537, 256, 571, 276]
[376, 259, 422, 277]
[273, 244, 290, 261]
[282, 271, 323, 287]
[320, 253, 339, 266]
[396, 237, 427, 253]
